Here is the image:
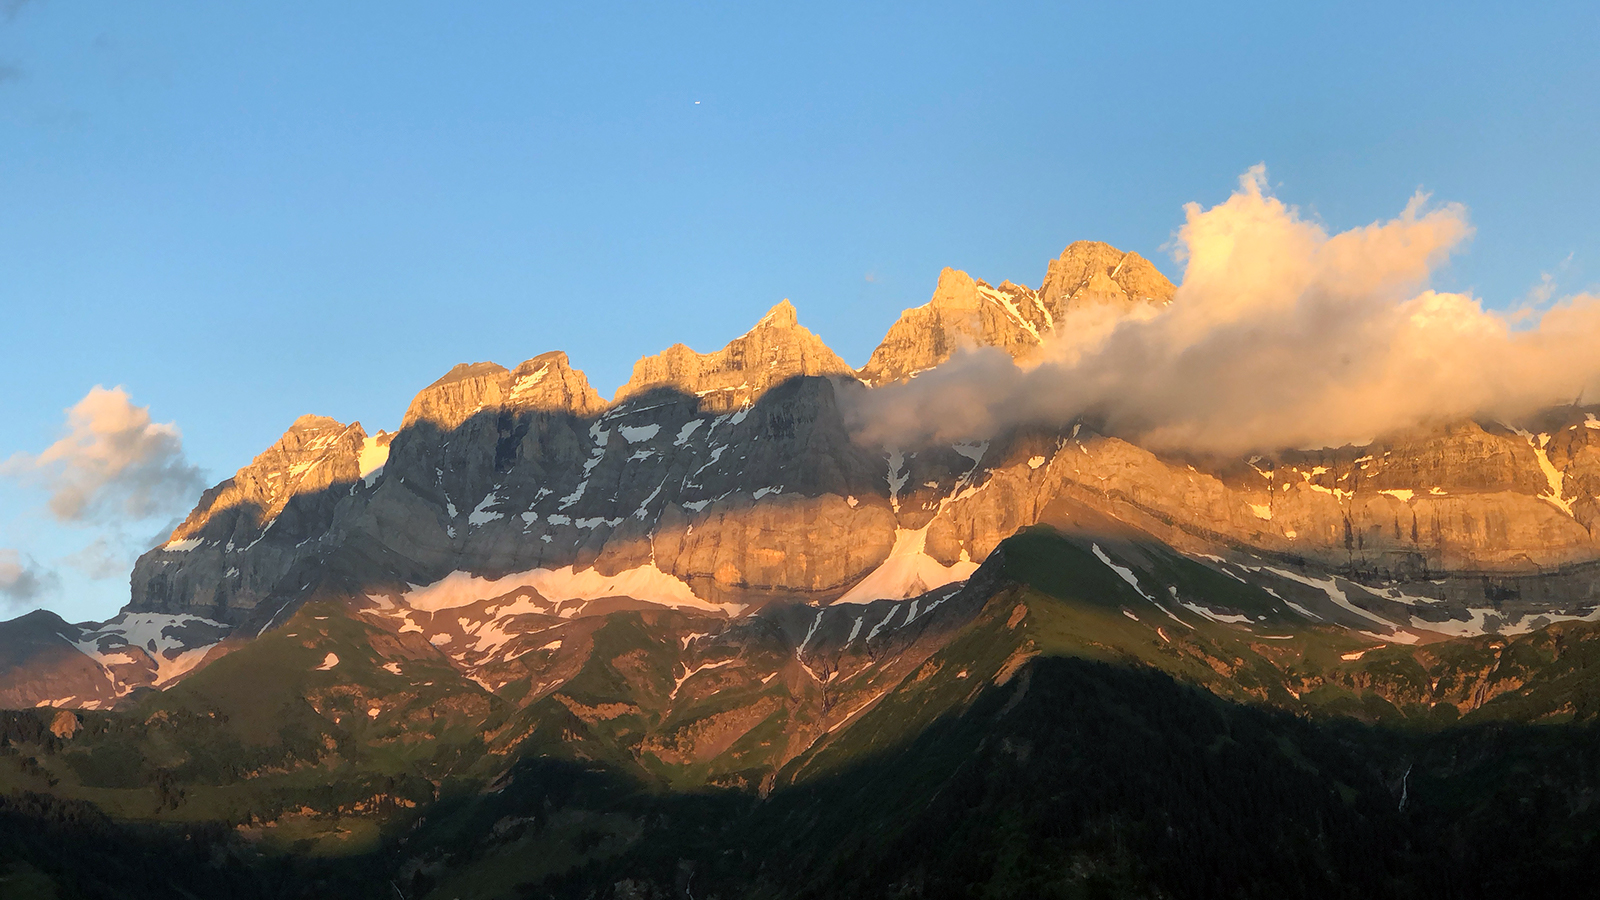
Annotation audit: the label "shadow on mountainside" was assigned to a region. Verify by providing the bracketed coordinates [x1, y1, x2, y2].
[129, 373, 1053, 632]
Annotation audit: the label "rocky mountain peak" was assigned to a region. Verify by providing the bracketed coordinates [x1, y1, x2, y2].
[928, 268, 982, 311]
[505, 351, 606, 417]
[859, 242, 1172, 386]
[1039, 241, 1175, 317]
[160, 414, 370, 550]
[401, 362, 513, 430]
[289, 413, 345, 431]
[615, 300, 851, 411]
[757, 298, 799, 328]
[858, 268, 1052, 386]
[401, 355, 603, 431]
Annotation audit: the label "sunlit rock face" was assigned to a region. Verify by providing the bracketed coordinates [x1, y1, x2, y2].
[1038, 240, 1175, 316]
[615, 299, 855, 410]
[401, 350, 606, 431]
[129, 414, 384, 621]
[858, 241, 1175, 386]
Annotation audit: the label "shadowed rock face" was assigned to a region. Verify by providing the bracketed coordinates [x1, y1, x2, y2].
[134, 415, 382, 622]
[102, 242, 1600, 654]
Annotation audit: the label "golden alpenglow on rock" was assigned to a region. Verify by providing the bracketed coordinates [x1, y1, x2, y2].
[400, 351, 606, 430]
[616, 299, 854, 410]
[858, 241, 1176, 385]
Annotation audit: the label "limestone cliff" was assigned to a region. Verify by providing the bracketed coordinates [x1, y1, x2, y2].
[132, 415, 385, 620]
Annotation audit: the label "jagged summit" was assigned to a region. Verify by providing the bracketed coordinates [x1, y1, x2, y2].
[1040, 240, 1175, 312]
[755, 297, 799, 328]
[858, 241, 1174, 386]
[615, 298, 851, 410]
[289, 413, 346, 430]
[116, 240, 1600, 636]
[401, 352, 604, 430]
[165, 414, 370, 544]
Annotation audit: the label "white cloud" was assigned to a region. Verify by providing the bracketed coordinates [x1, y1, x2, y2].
[850, 166, 1600, 454]
[2, 385, 204, 523]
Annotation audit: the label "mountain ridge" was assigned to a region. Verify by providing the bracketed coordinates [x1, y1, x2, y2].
[6, 239, 1599, 716]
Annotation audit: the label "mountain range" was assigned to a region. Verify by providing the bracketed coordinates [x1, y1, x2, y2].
[4, 241, 1600, 898]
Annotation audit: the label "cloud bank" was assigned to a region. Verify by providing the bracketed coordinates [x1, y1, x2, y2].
[2, 385, 204, 524]
[851, 166, 1600, 455]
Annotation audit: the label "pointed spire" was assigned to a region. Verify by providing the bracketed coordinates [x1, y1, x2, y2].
[758, 298, 799, 328]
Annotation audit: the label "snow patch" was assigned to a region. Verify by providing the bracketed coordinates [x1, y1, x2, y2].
[1254, 565, 1394, 629]
[618, 423, 661, 443]
[672, 658, 734, 699]
[885, 449, 908, 512]
[835, 526, 979, 605]
[952, 441, 988, 464]
[796, 609, 824, 658]
[673, 419, 704, 446]
[1514, 428, 1573, 516]
[509, 365, 549, 400]
[866, 604, 900, 641]
[469, 492, 505, 526]
[1090, 544, 1188, 627]
[400, 563, 738, 615]
[358, 434, 389, 485]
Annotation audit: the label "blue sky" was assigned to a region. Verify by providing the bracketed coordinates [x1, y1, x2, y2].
[2, 1, 1597, 621]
